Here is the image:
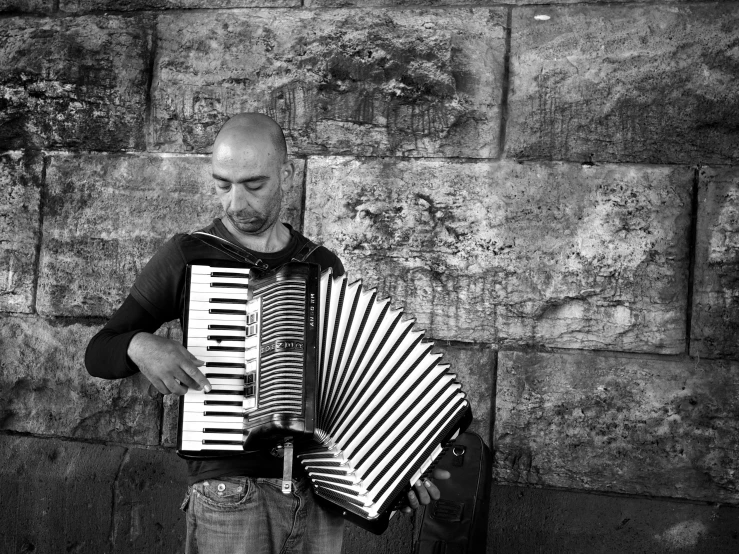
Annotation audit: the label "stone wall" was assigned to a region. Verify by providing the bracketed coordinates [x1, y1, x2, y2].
[1, 1, 738, 553]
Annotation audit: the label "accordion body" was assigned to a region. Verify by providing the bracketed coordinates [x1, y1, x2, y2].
[177, 261, 471, 532]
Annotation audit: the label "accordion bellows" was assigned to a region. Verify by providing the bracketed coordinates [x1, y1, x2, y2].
[178, 261, 471, 532]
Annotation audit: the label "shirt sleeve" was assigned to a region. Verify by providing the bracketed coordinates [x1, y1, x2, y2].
[85, 295, 161, 379]
[129, 235, 188, 322]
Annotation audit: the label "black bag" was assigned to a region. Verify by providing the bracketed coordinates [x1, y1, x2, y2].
[415, 432, 492, 554]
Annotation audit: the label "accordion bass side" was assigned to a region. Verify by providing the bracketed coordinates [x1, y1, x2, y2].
[177, 261, 472, 533]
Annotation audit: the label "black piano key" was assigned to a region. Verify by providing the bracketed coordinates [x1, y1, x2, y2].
[209, 298, 248, 304]
[207, 335, 246, 342]
[203, 373, 245, 379]
[210, 272, 249, 278]
[204, 411, 245, 417]
[211, 282, 249, 289]
[203, 439, 243, 445]
[203, 428, 243, 434]
[209, 309, 246, 315]
[207, 346, 246, 352]
[205, 389, 244, 395]
[208, 325, 247, 331]
[205, 362, 246, 368]
[204, 400, 242, 406]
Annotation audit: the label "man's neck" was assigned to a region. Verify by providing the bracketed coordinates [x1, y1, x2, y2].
[221, 218, 291, 253]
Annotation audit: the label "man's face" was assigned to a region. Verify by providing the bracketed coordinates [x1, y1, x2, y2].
[211, 134, 291, 236]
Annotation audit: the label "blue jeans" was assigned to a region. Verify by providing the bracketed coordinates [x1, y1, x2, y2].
[182, 476, 345, 554]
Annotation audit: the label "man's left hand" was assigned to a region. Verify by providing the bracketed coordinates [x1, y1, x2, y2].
[402, 468, 451, 513]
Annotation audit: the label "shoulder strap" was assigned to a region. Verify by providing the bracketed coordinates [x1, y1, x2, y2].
[291, 239, 320, 263]
[190, 232, 269, 269]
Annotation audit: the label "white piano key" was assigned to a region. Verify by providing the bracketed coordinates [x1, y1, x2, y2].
[180, 414, 244, 424]
[190, 265, 251, 276]
[180, 440, 244, 452]
[189, 282, 249, 293]
[181, 420, 244, 431]
[206, 377, 245, 386]
[188, 300, 248, 312]
[189, 274, 249, 285]
[186, 317, 249, 329]
[183, 403, 244, 414]
[202, 368, 248, 377]
[183, 431, 245, 443]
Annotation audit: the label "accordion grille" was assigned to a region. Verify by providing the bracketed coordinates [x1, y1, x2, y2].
[249, 279, 307, 419]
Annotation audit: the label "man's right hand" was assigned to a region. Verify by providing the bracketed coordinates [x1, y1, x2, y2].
[127, 332, 211, 395]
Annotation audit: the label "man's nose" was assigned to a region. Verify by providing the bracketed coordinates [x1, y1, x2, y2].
[230, 184, 251, 211]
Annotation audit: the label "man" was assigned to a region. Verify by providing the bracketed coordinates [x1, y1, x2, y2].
[86, 113, 446, 553]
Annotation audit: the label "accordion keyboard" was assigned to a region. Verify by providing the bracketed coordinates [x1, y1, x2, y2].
[179, 265, 260, 453]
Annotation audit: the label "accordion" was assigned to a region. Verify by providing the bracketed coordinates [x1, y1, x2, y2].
[177, 261, 471, 533]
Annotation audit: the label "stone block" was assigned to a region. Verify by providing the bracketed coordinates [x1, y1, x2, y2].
[308, 0, 693, 4]
[490, 484, 739, 553]
[0, 435, 124, 554]
[0, 314, 161, 445]
[691, 166, 739, 360]
[305, 157, 691, 353]
[432, 343, 495, 441]
[494, 351, 739, 504]
[343, 513, 414, 553]
[0, 15, 151, 151]
[0, 151, 43, 313]
[37, 153, 305, 317]
[507, 5, 739, 164]
[0, 0, 54, 12]
[112, 447, 188, 553]
[151, 8, 505, 157]
[62, 0, 297, 11]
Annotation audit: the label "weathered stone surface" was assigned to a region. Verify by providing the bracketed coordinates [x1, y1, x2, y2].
[691, 166, 739, 360]
[507, 5, 739, 164]
[306, 158, 691, 353]
[343, 513, 414, 553]
[494, 351, 739, 504]
[0, 151, 42, 313]
[37, 153, 305, 317]
[151, 8, 505, 157]
[0, 315, 161, 445]
[490, 484, 739, 553]
[0, 435, 124, 554]
[62, 0, 297, 11]
[112, 447, 188, 553]
[0, 15, 151, 151]
[0, 0, 54, 12]
[309, 0, 698, 4]
[432, 343, 495, 440]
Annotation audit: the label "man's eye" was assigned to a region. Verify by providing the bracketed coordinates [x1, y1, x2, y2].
[215, 182, 231, 190]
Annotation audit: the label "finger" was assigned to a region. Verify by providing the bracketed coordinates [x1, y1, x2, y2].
[413, 480, 431, 505]
[178, 363, 212, 392]
[165, 377, 189, 396]
[406, 490, 420, 510]
[150, 378, 170, 395]
[423, 479, 442, 501]
[433, 468, 451, 480]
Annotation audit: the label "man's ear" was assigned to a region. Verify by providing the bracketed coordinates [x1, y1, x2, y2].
[280, 160, 296, 191]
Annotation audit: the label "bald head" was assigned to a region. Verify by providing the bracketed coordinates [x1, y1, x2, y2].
[214, 113, 287, 164]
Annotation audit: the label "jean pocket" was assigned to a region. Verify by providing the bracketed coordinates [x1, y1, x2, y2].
[179, 488, 191, 512]
[192, 477, 251, 509]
